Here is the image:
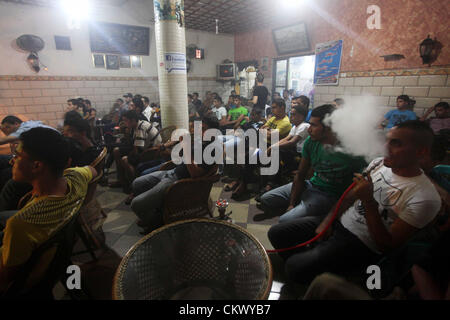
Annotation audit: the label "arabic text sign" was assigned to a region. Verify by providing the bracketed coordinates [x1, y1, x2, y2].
[164, 52, 186, 74]
[314, 40, 343, 85]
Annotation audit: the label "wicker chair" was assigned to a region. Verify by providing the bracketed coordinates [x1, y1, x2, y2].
[72, 147, 108, 261]
[158, 161, 220, 224]
[113, 219, 273, 300]
[2, 210, 81, 299]
[159, 125, 177, 143]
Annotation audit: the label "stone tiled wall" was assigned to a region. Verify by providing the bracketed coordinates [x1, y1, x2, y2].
[0, 76, 234, 128]
[313, 69, 450, 116]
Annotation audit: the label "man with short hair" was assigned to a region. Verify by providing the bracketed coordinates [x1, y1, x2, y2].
[381, 95, 417, 130]
[223, 96, 249, 129]
[0, 127, 97, 294]
[259, 104, 367, 223]
[268, 120, 441, 284]
[142, 96, 153, 122]
[122, 93, 133, 115]
[192, 92, 202, 111]
[252, 73, 269, 117]
[420, 102, 450, 135]
[110, 110, 161, 193]
[211, 96, 228, 124]
[131, 115, 219, 234]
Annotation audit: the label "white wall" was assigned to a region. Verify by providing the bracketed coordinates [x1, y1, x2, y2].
[0, 1, 234, 78]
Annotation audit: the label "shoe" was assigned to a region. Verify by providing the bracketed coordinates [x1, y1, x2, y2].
[136, 220, 146, 227]
[124, 194, 134, 205]
[108, 181, 122, 188]
[224, 181, 239, 192]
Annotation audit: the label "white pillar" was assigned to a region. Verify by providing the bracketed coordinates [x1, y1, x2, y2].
[153, 0, 189, 130]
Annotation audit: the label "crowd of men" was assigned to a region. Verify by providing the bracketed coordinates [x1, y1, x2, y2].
[0, 76, 449, 300]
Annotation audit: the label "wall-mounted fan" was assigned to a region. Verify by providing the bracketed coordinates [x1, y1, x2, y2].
[16, 34, 46, 72]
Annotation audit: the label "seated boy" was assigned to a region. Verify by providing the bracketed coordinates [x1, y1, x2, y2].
[0, 128, 96, 294]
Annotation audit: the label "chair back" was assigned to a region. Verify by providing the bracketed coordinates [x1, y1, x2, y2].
[113, 219, 272, 300]
[163, 166, 219, 224]
[2, 210, 81, 299]
[84, 147, 107, 206]
[158, 125, 177, 144]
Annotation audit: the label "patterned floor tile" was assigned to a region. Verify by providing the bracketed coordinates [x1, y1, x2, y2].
[245, 223, 273, 250]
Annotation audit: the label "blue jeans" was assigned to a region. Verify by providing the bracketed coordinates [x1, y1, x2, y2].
[260, 181, 338, 223]
[131, 169, 179, 231]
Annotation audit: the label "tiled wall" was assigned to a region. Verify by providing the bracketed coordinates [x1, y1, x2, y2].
[0, 76, 234, 128]
[313, 68, 450, 116]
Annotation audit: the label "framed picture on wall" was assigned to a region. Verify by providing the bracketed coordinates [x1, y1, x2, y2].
[272, 22, 311, 55]
[92, 54, 105, 68]
[106, 55, 120, 70]
[120, 55, 131, 68]
[131, 56, 142, 68]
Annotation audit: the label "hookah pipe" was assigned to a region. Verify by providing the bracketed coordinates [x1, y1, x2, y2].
[266, 181, 356, 253]
[266, 160, 382, 254]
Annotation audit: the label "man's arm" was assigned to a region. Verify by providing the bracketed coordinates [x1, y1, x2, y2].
[0, 136, 19, 146]
[287, 157, 311, 211]
[87, 165, 98, 182]
[252, 96, 258, 105]
[420, 105, 435, 122]
[0, 259, 20, 294]
[352, 173, 419, 253]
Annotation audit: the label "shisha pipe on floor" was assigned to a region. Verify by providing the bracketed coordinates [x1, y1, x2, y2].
[266, 159, 383, 253]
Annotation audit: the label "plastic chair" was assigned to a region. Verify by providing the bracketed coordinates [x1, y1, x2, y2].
[1, 210, 81, 299]
[113, 219, 272, 300]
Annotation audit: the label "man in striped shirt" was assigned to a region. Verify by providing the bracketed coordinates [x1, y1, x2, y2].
[111, 110, 162, 194]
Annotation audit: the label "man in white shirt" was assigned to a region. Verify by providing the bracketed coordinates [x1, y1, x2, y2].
[211, 96, 228, 125]
[142, 96, 153, 121]
[258, 105, 310, 197]
[268, 120, 441, 284]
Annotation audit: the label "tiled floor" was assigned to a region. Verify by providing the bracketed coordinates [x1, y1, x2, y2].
[65, 171, 301, 300]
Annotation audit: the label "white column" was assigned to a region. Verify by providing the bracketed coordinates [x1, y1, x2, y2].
[153, 0, 189, 130]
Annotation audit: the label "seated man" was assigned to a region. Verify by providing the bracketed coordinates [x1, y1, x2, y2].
[268, 120, 441, 285]
[130, 115, 219, 234]
[420, 102, 450, 135]
[0, 127, 96, 294]
[142, 96, 153, 122]
[0, 116, 57, 190]
[0, 112, 101, 212]
[380, 95, 417, 130]
[221, 95, 249, 131]
[261, 104, 310, 194]
[211, 96, 228, 127]
[229, 98, 292, 199]
[259, 104, 367, 223]
[110, 110, 161, 194]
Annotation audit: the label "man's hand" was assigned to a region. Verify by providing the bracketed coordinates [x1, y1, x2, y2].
[352, 173, 374, 202]
[315, 222, 333, 241]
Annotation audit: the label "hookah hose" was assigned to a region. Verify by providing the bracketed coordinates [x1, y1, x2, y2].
[266, 181, 357, 253]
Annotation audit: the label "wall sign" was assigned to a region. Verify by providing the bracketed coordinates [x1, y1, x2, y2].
[314, 40, 343, 85]
[164, 52, 186, 74]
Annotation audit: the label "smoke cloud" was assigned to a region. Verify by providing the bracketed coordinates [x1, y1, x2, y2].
[323, 96, 387, 162]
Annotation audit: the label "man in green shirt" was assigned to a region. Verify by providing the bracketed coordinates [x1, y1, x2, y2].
[259, 104, 367, 223]
[224, 95, 249, 129]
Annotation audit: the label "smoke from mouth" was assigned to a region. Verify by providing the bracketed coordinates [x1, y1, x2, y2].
[323, 96, 387, 162]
